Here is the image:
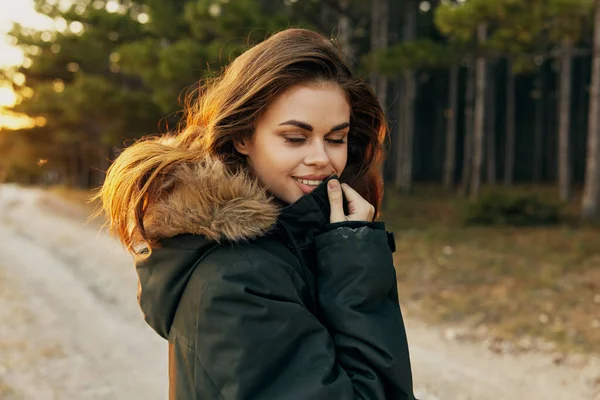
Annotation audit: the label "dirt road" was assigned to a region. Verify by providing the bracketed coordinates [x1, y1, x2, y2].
[0, 184, 598, 399]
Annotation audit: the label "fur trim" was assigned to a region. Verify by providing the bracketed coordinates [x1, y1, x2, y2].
[143, 152, 281, 243]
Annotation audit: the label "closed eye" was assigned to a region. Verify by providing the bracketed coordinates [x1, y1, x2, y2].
[284, 137, 306, 144]
[283, 136, 347, 145]
[327, 138, 346, 144]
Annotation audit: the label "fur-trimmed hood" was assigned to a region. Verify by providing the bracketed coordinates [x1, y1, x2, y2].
[142, 153, 281, 244]
[135, 149, 338, 340]
[135, 151, 284, 340]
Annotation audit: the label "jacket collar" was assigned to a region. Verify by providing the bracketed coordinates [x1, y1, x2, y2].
[275, 175, 336, 249]
[141, 153, 280, 245]
[141, 148, 335, 247]
[136, 153, 336, 339]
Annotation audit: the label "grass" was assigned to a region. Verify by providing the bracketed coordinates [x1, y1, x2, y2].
[382, 184, 600, 354]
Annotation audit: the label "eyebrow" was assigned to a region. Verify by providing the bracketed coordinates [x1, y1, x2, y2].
[278, 120, 350, 133]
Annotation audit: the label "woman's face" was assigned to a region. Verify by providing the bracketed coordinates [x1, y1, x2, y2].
[235, 82, 350, 204]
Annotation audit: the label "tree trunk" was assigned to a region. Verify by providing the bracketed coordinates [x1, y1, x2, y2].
[370, 0, 388, 109]
[369, 0, 379, 92]
[91, 144, 113, 187]
[486, 62, 497, 184]
[443, 64, 459, 189]
[582, 0, 600, 219]
[68, 145, 79, 187]
[558, 40, 573, 202]
[59, 149, 70, 186]
[338, 0, 354, 61]
[533, 74, 545, 182]
[504, 60, 516, 186]
[576, 54, 590, 180]
[399, 70, 416, 192]
[470, 23, 487, 201]
[460, 59, 475, 197]
[546, 85, 558, 182]
[433, 78, 445, 180]
[395, 78, 406, 188]
[395, 1, 416, 192]
[79, 147, 91, 188]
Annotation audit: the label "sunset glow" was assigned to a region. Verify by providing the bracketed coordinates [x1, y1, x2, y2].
[0, 86, 17, 107]
[0, 0, 149, 131]
[0, 112, 37, 131]
[0, 0, 54, 68]
[0, 0, 53, 130]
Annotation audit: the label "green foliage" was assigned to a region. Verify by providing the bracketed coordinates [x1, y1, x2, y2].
[461, 190, 564, 226]
[544, 0, 595, 41]
[2, 0, 326, 187]
[371, 39, 468, 74]
[0, 129, 44, 184]
[367, 0, 596, 75]
[2, 0, 598, 188]
[115, 0, 308, 112]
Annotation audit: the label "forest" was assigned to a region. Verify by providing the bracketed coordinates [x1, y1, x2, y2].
[1, 0, 600, 219]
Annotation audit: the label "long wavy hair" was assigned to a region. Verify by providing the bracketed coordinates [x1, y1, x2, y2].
[97, 28, 388, 253]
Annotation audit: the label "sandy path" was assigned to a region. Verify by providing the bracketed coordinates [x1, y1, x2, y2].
[0, 185, 167, 399]
[0, 184, 598, 399]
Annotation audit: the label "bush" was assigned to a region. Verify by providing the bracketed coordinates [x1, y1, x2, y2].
[461, 191, 564, 226]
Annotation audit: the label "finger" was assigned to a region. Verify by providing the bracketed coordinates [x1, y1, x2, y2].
[327, 179, 346, 223]
[341, 183, 375, 221]
[340, 183, 364, 202]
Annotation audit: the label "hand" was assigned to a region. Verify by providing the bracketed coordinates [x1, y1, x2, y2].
[327, 179, 375, 223]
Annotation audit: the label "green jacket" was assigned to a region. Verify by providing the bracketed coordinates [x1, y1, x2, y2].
[134, 156, 415, 399]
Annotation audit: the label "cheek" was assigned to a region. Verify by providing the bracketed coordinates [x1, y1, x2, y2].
[252, 147, 292, 176]
[331, 147, 348, 172]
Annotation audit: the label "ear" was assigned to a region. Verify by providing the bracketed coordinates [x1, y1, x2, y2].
[233, 138, 250, 155]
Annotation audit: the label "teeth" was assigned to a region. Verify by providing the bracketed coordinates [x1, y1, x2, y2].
[294, 178, 323, 186]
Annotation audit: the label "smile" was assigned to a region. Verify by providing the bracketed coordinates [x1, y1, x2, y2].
[293, 177, 323, 186]
[292, 177, 324, 194]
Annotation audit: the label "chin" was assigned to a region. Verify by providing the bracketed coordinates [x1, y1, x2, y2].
[265, 178, 308, 205]
[279, 187, 304, 205]
[265, 187, 297, 205]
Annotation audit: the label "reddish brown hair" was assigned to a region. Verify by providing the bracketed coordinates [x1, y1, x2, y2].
[97, 28, 387, 252]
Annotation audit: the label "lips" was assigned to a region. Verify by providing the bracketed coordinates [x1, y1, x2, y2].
[292, 177, 322, 194]
[294, 177, 324, 186]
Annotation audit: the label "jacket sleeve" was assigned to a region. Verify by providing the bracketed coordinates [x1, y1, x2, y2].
[313, 223, 415, 400]
[192, 245, 409, 400]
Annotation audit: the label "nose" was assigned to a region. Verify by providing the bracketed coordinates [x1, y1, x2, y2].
[303, 139, 330, 168]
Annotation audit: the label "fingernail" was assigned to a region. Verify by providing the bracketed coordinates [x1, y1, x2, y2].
[328, 180, 339, 190]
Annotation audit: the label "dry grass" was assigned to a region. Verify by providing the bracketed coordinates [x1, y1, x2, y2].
[382, 184, 600, 354]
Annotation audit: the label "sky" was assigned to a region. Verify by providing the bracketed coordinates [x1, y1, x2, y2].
[0, 0, 54, 68]
[0, 0, 54, 129]
[0, 1, 148, 130]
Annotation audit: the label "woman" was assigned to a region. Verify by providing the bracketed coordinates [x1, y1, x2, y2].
[98, 28, 415, 399]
